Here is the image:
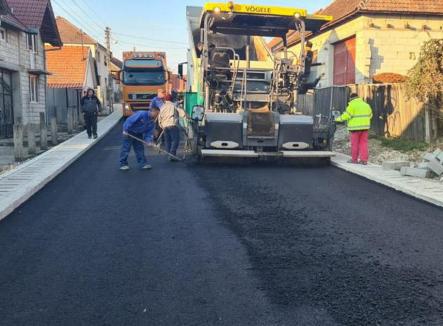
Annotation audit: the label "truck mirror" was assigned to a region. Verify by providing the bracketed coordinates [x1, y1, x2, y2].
[191, 105, 204, 121]
[178, 64, 184, 78]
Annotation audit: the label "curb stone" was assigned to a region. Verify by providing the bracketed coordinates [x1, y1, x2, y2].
[331, 152, 443, 208]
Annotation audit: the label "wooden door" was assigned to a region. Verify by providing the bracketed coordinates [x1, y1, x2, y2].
[333, 37, 356, 85]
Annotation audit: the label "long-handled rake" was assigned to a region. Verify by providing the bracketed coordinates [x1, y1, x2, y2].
[123, 132, 185, 162]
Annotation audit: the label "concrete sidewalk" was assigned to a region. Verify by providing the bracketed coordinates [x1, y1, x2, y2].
[0, 109, 122, 221]
[332, 152, 443, 208]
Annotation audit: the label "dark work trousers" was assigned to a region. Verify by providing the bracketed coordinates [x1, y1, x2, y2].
[164, 126, 180, 156]
[119, 133, 146, 167]
[84, 112, 98, 137]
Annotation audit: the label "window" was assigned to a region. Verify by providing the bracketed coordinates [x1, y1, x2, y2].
[27, 33, 37, 53]
[0, 28, 7, 42]
[96, 52, 100, 62]
[29, 74, 39, 102]
[122, 71, 166, 86]
[0, 69, 14, 138]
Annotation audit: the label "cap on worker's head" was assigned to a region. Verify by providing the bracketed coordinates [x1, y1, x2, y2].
[349, 93, 359, 100]
[164, 94, 173, 101]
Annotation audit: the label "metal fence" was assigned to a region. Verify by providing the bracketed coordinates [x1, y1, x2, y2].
[296, 84, 428, 141]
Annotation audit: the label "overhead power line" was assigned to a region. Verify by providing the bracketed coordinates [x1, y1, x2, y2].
[53, 0, 188, 54]
[112, 32, 187, 45]
[75, 0, 109, 28]
[114, 38, 186, 51]
[52, 0, 103, 41]
[70, 0, 106, 32]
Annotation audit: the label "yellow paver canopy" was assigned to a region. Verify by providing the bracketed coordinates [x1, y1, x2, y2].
[202, 2, 332, 36]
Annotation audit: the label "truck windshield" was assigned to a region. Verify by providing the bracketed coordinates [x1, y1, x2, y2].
[122, 71, 165, 86]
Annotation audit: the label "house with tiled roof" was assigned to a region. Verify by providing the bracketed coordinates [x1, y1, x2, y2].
[269, 0, 443, 88]
[56, 16, 112, 110]
[0, 0, 61, 140]
[45, 45, 97, 130]
[46, 45, 96, 89]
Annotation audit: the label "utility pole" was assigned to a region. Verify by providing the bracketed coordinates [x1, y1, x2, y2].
[105, 27, 113, 112]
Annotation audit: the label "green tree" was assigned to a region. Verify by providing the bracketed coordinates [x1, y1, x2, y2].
[406, 39, 443, 101]
[406, 39, 443, 141]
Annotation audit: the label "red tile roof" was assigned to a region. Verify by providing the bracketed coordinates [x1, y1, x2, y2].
[0, 0, 27, 30]
[269, 0, 443, 51]
[6, 0, 62, 46]
[362, 0, 443, 14]
[56, 16, 97, 45]
[6, 0, 48, 28]
[46, 45, 90, 88]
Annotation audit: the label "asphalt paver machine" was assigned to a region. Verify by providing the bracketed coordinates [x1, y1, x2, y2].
[183, 2, 336, 161]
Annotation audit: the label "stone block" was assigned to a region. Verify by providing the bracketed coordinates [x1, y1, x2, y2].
[423, 153, 436, 162]
[382, 160, 410, 171]
[26, 124, 37, 155]
[13, 119, 25, 161]
[67, 109, 74, 134]
[50, 117, 58, 146]
[39, 112, 48, 150]
[400, 167, 433, 179]
[417, 162, 429, 170]
[433, 149, 443, 162]
[427, 157, 443, 176]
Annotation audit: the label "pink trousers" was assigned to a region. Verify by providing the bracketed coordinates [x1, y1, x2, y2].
[350, 130, 369, 162]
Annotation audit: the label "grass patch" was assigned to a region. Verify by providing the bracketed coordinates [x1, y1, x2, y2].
[380, 138, 429, 152]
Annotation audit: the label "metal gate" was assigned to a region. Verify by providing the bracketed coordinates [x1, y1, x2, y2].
[0, 70, 14, 138]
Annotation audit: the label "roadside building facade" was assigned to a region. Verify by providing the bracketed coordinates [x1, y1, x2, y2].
[269, 0, 443, 88]
[110, 56, 122, 103]
[0, 0, 61, 138]
[45, 45, 97, 128]
[55, 17, 112, 110]
[170, 74, 187, 93]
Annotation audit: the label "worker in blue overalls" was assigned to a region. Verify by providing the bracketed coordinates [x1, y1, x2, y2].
[119, 107, 160, 171]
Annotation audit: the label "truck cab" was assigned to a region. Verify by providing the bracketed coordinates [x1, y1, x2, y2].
[121, 52, 169, 116]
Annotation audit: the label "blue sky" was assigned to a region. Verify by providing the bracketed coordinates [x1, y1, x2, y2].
[52, 0, 331, 71]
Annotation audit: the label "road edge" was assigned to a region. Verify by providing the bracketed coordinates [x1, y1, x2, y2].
[0, 109, 122, 221]
[331, 154, 443, 208]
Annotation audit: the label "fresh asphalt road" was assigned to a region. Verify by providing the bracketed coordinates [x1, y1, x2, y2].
[0, 124, 442, 326]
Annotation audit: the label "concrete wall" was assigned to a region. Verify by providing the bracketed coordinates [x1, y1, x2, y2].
[285, 15, 443, 88]
[0, 25, 47, 128]
[361, 15, 443, 77]
[0, 27, 20, 66]
[94, 46, 110, 108]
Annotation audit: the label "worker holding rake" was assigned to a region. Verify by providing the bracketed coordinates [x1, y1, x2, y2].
[119, 108, 160, 171]
[158, 94, 187, 161]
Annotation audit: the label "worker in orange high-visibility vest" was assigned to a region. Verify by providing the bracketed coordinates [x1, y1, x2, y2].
[336, 93, 373, 165]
